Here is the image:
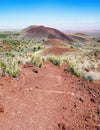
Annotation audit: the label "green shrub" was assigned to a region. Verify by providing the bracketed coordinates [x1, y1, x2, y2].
[47, 56, 61, 66]
[0, 34, 9, 38]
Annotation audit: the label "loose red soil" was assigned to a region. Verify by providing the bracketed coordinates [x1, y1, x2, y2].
[0, 62, 100, 130]
[0, 44, 9, 51]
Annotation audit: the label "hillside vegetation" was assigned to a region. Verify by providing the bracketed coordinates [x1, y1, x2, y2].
[0, 27, 100, 81]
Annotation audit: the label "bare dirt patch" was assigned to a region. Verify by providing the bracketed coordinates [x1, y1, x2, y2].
[42, 39, 67, 47]
[42, 46, 76, 55]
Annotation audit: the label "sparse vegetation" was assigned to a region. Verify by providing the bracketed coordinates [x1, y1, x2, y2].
[3, 40, 20, 46]
[0, 29, 100, 81]
[0, 58, 20, 78]
[6, 51, 15, 57]
[33, 45, 42, 52]
[13, 33, 20, 36]
[63, 51, 100, 81]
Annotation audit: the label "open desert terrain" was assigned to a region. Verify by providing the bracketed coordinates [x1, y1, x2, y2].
[0, 26, 100, 130]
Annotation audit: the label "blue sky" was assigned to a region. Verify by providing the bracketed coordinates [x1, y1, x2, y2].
[0, 0, 100, 30]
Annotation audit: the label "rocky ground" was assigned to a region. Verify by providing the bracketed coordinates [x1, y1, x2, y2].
[0, 62, 100, 130]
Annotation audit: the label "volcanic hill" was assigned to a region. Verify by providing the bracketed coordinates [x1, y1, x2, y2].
[21, 25, 74, 43]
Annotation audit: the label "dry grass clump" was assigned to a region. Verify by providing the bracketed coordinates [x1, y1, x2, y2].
[47, 55, 61, 66]
[0, 58, 20, 78]
[31, 55, 43, 68]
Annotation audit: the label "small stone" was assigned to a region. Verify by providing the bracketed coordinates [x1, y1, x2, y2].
[29, 88, 33, 91]
[64, 68, 69, 73]
[62, 107, 67, 110]
[0, 104, 4, 113]
[58, 123, 66, 130]
[84, 68, 89, 72]
[95, 126, 100, 130]
[90, 98, 95, 103]
[77, 97, 84, 102]
[96, 108, 100, 115]
[68, 92, 75, 96]
[32, 67, 38, 73]
[35, 86, 38, 89]
[74, 104, 77, 108]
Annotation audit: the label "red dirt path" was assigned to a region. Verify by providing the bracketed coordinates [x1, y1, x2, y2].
[0, 62, 100, 130]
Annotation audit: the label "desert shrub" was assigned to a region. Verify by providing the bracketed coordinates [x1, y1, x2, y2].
[13, 33, 20, 36]
[70, 46, 74, 48]
[0, 60, 7, 76]
[63, 59, 67, 63]
[47, 56, 61, 66]
[97, 40, 100, 42]
[18, 60, 22, 64]
[84, 71, 100, 81]
[84, 75, 93, 82]
[68, 63, 83, 78]
[33, 45, 41, 52]
[6, 51, 15, 57]
[7, 69, 19, 78]
[0, 58, 20, 78]
[7, 58, 20, 78]
[10, 41, 18, 46]
[69, 66, 74, 73]
[31, 56, 43, 68]
[20, 47, 24, 52]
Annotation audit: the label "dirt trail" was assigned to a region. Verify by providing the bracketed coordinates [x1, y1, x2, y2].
[0, 62, 100, 130]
